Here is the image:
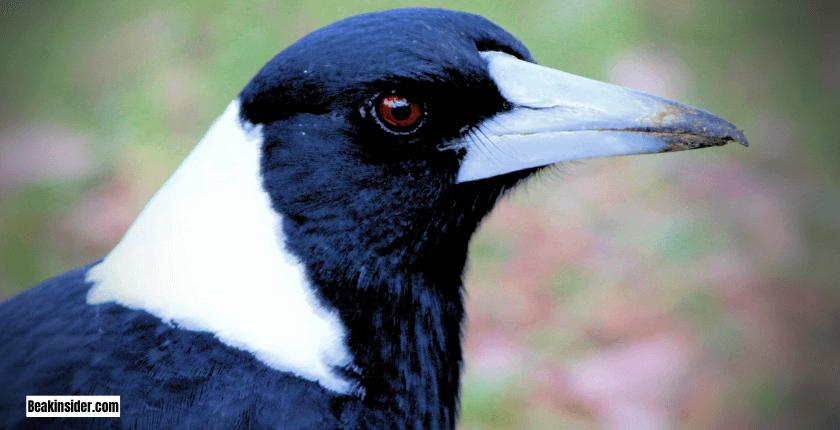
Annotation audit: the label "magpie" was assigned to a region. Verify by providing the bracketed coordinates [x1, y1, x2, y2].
[0, 8, 747, 430]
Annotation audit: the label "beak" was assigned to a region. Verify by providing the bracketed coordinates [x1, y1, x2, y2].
[456, 52, 748, 183]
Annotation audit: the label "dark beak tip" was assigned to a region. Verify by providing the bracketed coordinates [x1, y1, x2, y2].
[703, 119, 748, 148]
[661, 124, 749, 152]
[711, 117, 748, 148]
[723, 128, 749, 148]
[735, 129, 749, 147]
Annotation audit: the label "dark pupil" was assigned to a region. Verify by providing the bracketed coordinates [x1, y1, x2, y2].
[390, 102, 411, 121]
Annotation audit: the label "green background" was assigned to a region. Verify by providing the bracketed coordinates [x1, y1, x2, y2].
[2, 0, 839, 428]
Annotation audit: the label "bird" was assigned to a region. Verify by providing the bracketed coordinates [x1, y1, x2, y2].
[0, 8, 747, 430]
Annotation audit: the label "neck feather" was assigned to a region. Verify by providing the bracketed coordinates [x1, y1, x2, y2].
[282, 218, 469, 430]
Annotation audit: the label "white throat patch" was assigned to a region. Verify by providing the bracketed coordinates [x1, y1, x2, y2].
[86, 100, 354, 394]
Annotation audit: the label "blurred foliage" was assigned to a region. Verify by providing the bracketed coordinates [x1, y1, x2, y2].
[2, 0, 840, 429]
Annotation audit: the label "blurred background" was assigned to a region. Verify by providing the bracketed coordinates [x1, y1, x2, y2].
[1, 0, 839, 428]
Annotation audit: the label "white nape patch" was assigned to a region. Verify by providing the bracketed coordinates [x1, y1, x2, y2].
[86, 100, 354, 394]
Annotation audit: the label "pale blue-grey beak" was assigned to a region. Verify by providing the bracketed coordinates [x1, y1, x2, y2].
[456, 52, 748, 183]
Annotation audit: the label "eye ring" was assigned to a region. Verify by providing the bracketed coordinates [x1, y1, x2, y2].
[372, 95, 424, 135]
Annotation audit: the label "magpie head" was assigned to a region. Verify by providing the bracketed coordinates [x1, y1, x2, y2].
[239, 9, 539, 276]
[238, 8, 746, 281]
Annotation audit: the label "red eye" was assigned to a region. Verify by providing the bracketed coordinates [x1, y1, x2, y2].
[375, 95, 424, 133]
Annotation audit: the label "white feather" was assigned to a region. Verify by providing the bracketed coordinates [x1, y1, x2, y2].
[86, 100, 354, 394]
